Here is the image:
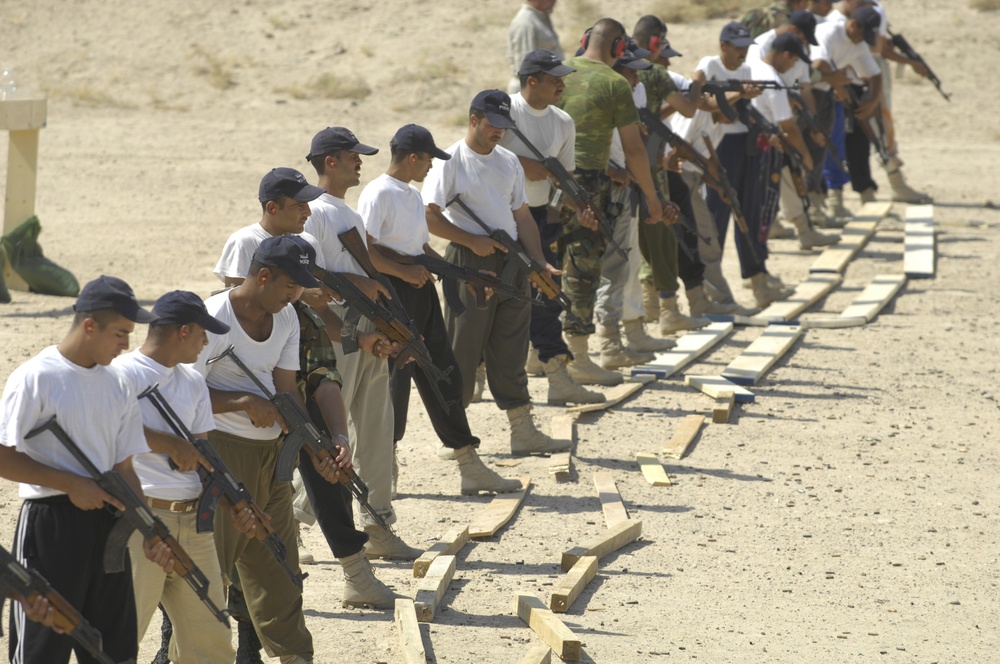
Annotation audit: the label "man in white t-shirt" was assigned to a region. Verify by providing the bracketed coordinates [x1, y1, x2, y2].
[195, 235, 324, 664]
[361, 123, 527, 489]
[423, 89, 567, 455]
[506, 0, 563, 93]
[0, 276, 172, 664]
[499, 50, 606, 406]
[303, 127, 423, 561]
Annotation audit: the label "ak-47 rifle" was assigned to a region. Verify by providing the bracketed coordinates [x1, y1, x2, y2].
[370, 244, 538, 316]
[445, 194, 587, 330]
[205, 345, 394, 533]
[787, 90, 848, 174]
[702, 79, 801, 122]
[25, 417, 229, 626]
[888, 30, 950, 102]
[0, 545, 118, 664]
[841, 84, 891, 165]
[737, 101, 813, 211]
[507, 125, 628, 261]
[138, 384, 307, 589]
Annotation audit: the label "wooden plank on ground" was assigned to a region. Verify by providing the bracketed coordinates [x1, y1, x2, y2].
[798, 315, 867, 329]
[413, 526, 469, 578]
[395, 599, 426, 664]
[630, 321, 734, 379]
[561, 519, 643, 571]
[662, 414, 705, 459]
[721, 324, 804, 386]
[809, 219, 878, 274]
[550, 555, 599, 613]
[903, 204, 935, 278]
[564, 374, 654, 415]
[520, 644, 553, 664]
[548, 415, 574, 482]
[413, 554, 456, 622]
[755, 274, 843, 322]
[685, 374, 755, 403]
[593, 472, 629, 528]
[515, 593, 582, 661]
[469, 477, 531, 538]
[712, 392, 736, 423]
[635, 453, 671, 486]
[838, 273, 908, 322]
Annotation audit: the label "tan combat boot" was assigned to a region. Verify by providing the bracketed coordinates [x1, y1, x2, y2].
[886, 167, 932, 204]
[454, 445, 523, 494]
[470, 363, 486, 403]
[296, 522, 315, 565]
[827, 188, 853, 220]
[768, 215, 796, 240]
[659, 296, 710, 335]
[363, 525, 422, 561]
[622, 318, 675, 352]
[788, 215, 840, 250]
[809, 192, 845, 229]
[542, 355, 604, 406]
[506, 404, 572, 455]
[751, 272, 795, 308]
[859, 188, 876, 204]
[525, 346, 544, 376]
[687, 285, 740, 317]
[641, 281, 660, 321]
[340, 550, 401, 609]
[565, 335, 623, 386]
[598, 324, 652, 369]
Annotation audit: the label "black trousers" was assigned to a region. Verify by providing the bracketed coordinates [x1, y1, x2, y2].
[388, 275, 480, 450]
[10, 497, 138, 664]
[845, 84, 878, 194]
[527, 205, 571, 362]
[665, 170, 705, 291]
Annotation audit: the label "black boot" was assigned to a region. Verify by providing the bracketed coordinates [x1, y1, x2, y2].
[150, 605, 172, 664]
[236, 618, 264, 664]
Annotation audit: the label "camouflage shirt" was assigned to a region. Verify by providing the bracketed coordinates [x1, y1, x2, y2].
[637, 64, 679, 113]
[741, 2, 791, 39]
[294, 302, 342, 401]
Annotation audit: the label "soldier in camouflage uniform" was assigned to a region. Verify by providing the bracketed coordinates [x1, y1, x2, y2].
[742, 0, 807, 39]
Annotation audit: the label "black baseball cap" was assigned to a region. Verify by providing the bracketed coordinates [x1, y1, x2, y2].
[615, 50, 654, 71]
[252, 235, 322, 289]
[518, 49, 576, 77]
[306, 127, 379, 161]
[74, 276, 156, 323]
[151, 291, 230, 334]
[720, 21, 754, 47]
[852, 6, 881, 46]
[258, 167, 326, 204]
[390, 124, 451, 160]
[660, 39, 682, 58]
[470, 89, 515, 129]
[625, 37, 652, 60]
[788, 9, 819, 46]
[772, 32, 812, 64]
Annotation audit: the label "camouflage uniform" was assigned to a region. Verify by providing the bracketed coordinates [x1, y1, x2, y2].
[741, 2, 792, 39]
[557, 171, 610, 335]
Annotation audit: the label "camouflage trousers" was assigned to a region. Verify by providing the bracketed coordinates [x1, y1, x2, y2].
[557, 169, 611, 337]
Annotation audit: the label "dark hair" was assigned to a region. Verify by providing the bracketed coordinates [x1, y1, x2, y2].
[390, 146, 423, 163]
[634, 15, 666, 44]
[147, 322, 184, 339]
[469, 108, 486, 123]
[71, 309, 121, 330]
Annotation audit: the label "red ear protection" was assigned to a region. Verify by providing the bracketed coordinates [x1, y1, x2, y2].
[582, 26, 628, 59]
[580, 28, 592, 50]
[648, 34, 662, 53]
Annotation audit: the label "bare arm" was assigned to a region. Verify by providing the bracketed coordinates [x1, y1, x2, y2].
[619, 123, 662, 223]
[426, 204, 507, 257]
[0, 445, 124, 511]
[512, 204, 557, 272]
[143, 426, 212, 473]
[778, 119, 814, 171]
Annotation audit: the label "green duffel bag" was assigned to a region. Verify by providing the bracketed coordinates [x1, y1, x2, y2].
[1, 216, 79, 297]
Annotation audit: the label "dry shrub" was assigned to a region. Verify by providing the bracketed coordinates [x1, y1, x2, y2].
[970, 0, 1000, 10]
[52, 85, 136, 109]
[649, 0, 742, 23]
[189, 46, 237, 91]
[276, 73, 371, 101]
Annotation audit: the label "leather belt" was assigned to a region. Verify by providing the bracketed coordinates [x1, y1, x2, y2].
[146, 497, 199, 513]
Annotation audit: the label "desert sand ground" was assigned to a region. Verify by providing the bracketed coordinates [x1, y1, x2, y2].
[1, 0, 999, 662]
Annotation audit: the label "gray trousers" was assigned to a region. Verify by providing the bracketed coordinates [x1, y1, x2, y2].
[595, 183, 643, 326]
[684, 170, 735, 303]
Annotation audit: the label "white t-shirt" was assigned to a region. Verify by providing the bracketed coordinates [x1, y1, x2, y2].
[609, 82, 648, 168]
[358, 173, 429, 257]
[811, 21, 880, 91]
[749, 59, 793, 124]
[748, 29, 811, 87]
[421, 139, 528, 240]
[499, 92, 575, 208]
[696, 56, 751, 134]
[214, 223, 326, 283]
[194, 291, 300, 440]
[0, 346, 148, 500]
[113, 350, 214, 500]
[304, 193, 369, 277]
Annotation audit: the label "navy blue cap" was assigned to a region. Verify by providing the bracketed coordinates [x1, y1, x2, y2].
[306, 127, 379, 161]
[772, 32, 812, 64]
[74, 276, 156, 323]
[253, 235, 322, 289]
[720, 21, 754, 47]
[258, 167, 326, 204]
[626, 37, 652, 60]
[852, 6, 881, 46]
[518, 49, 576, 77]
[788, 9, 819, 46]
[470, 89, 515, 129]
[660, 39, 682, 58]
[615, 50, 654, 71]
[152, 291, 230, 334]
[390, 124, 450, 160]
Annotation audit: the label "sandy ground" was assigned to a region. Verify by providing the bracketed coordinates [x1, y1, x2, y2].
[1, 0, 999, 662]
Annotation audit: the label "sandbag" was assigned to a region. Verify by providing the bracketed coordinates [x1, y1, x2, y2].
[1, 216, 79, 297]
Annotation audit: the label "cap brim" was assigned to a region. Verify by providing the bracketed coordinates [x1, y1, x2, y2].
[196, 311, 231, 335]
[430, 146, 451, 160]
[623, 60, 654, 71]
[350, 142, 379, 156]
[661, 47, 682, 57]
[485, 112, 516, 129]
[129, 306, 158, 324]
[544, 63, 576, 77]
[286, 266, 323, 289]
[289, 182, 326, 203]
[729, 37, 755, 47]
[863, 30, 877, 46]
[806, 32, 818, 46]
[630, 46, 652, 59]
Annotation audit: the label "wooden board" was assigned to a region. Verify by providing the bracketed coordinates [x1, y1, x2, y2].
[755, 274, 843, 322]
[413, 526, 469, 578]
[721, 324, 804, 386]
[519, 644, 553, 664]
[564, 374, 654, 415]
[712, 392, 736, 424]
[394, 599, 426, 664]
[547, 415, 574, 482]
[809, 219, 879, 274]
[413, 555, 456, 622]
[685, 375, 755, 404]
[635, 453, 671, 486]
[469, 477, 531, 538]
[661, 414, 705, 459]
[515, 593, 582, 661]
[550, 555, 599, 613]
[561, 519, 643, 571]
[630, 321, 734, 379]
[903, 204, 935, 279]
[798, 315, 868, 329]
[838, 273, 908, 323]
[593, 472, 629, 528]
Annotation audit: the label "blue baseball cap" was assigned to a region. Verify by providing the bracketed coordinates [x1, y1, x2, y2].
[390, 124, 450, 160]
[74, 276, 156, 323]
[772, 32, 812, 64]
[252, 235, 322, 289]
[615, 50, 654, 71]
[152, 291, 230, 334]
[258, 167, 326, 204]
[470, 89, 516, 129]
[518, 49, 576, 77]
[720, 22, 754, 47]
[788, 9, 819, 46]
[660, 38, 682, 58]
[306, 127, 379, 161]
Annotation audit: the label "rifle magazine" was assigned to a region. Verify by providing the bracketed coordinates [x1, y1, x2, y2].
[101, 517, 135, 574]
